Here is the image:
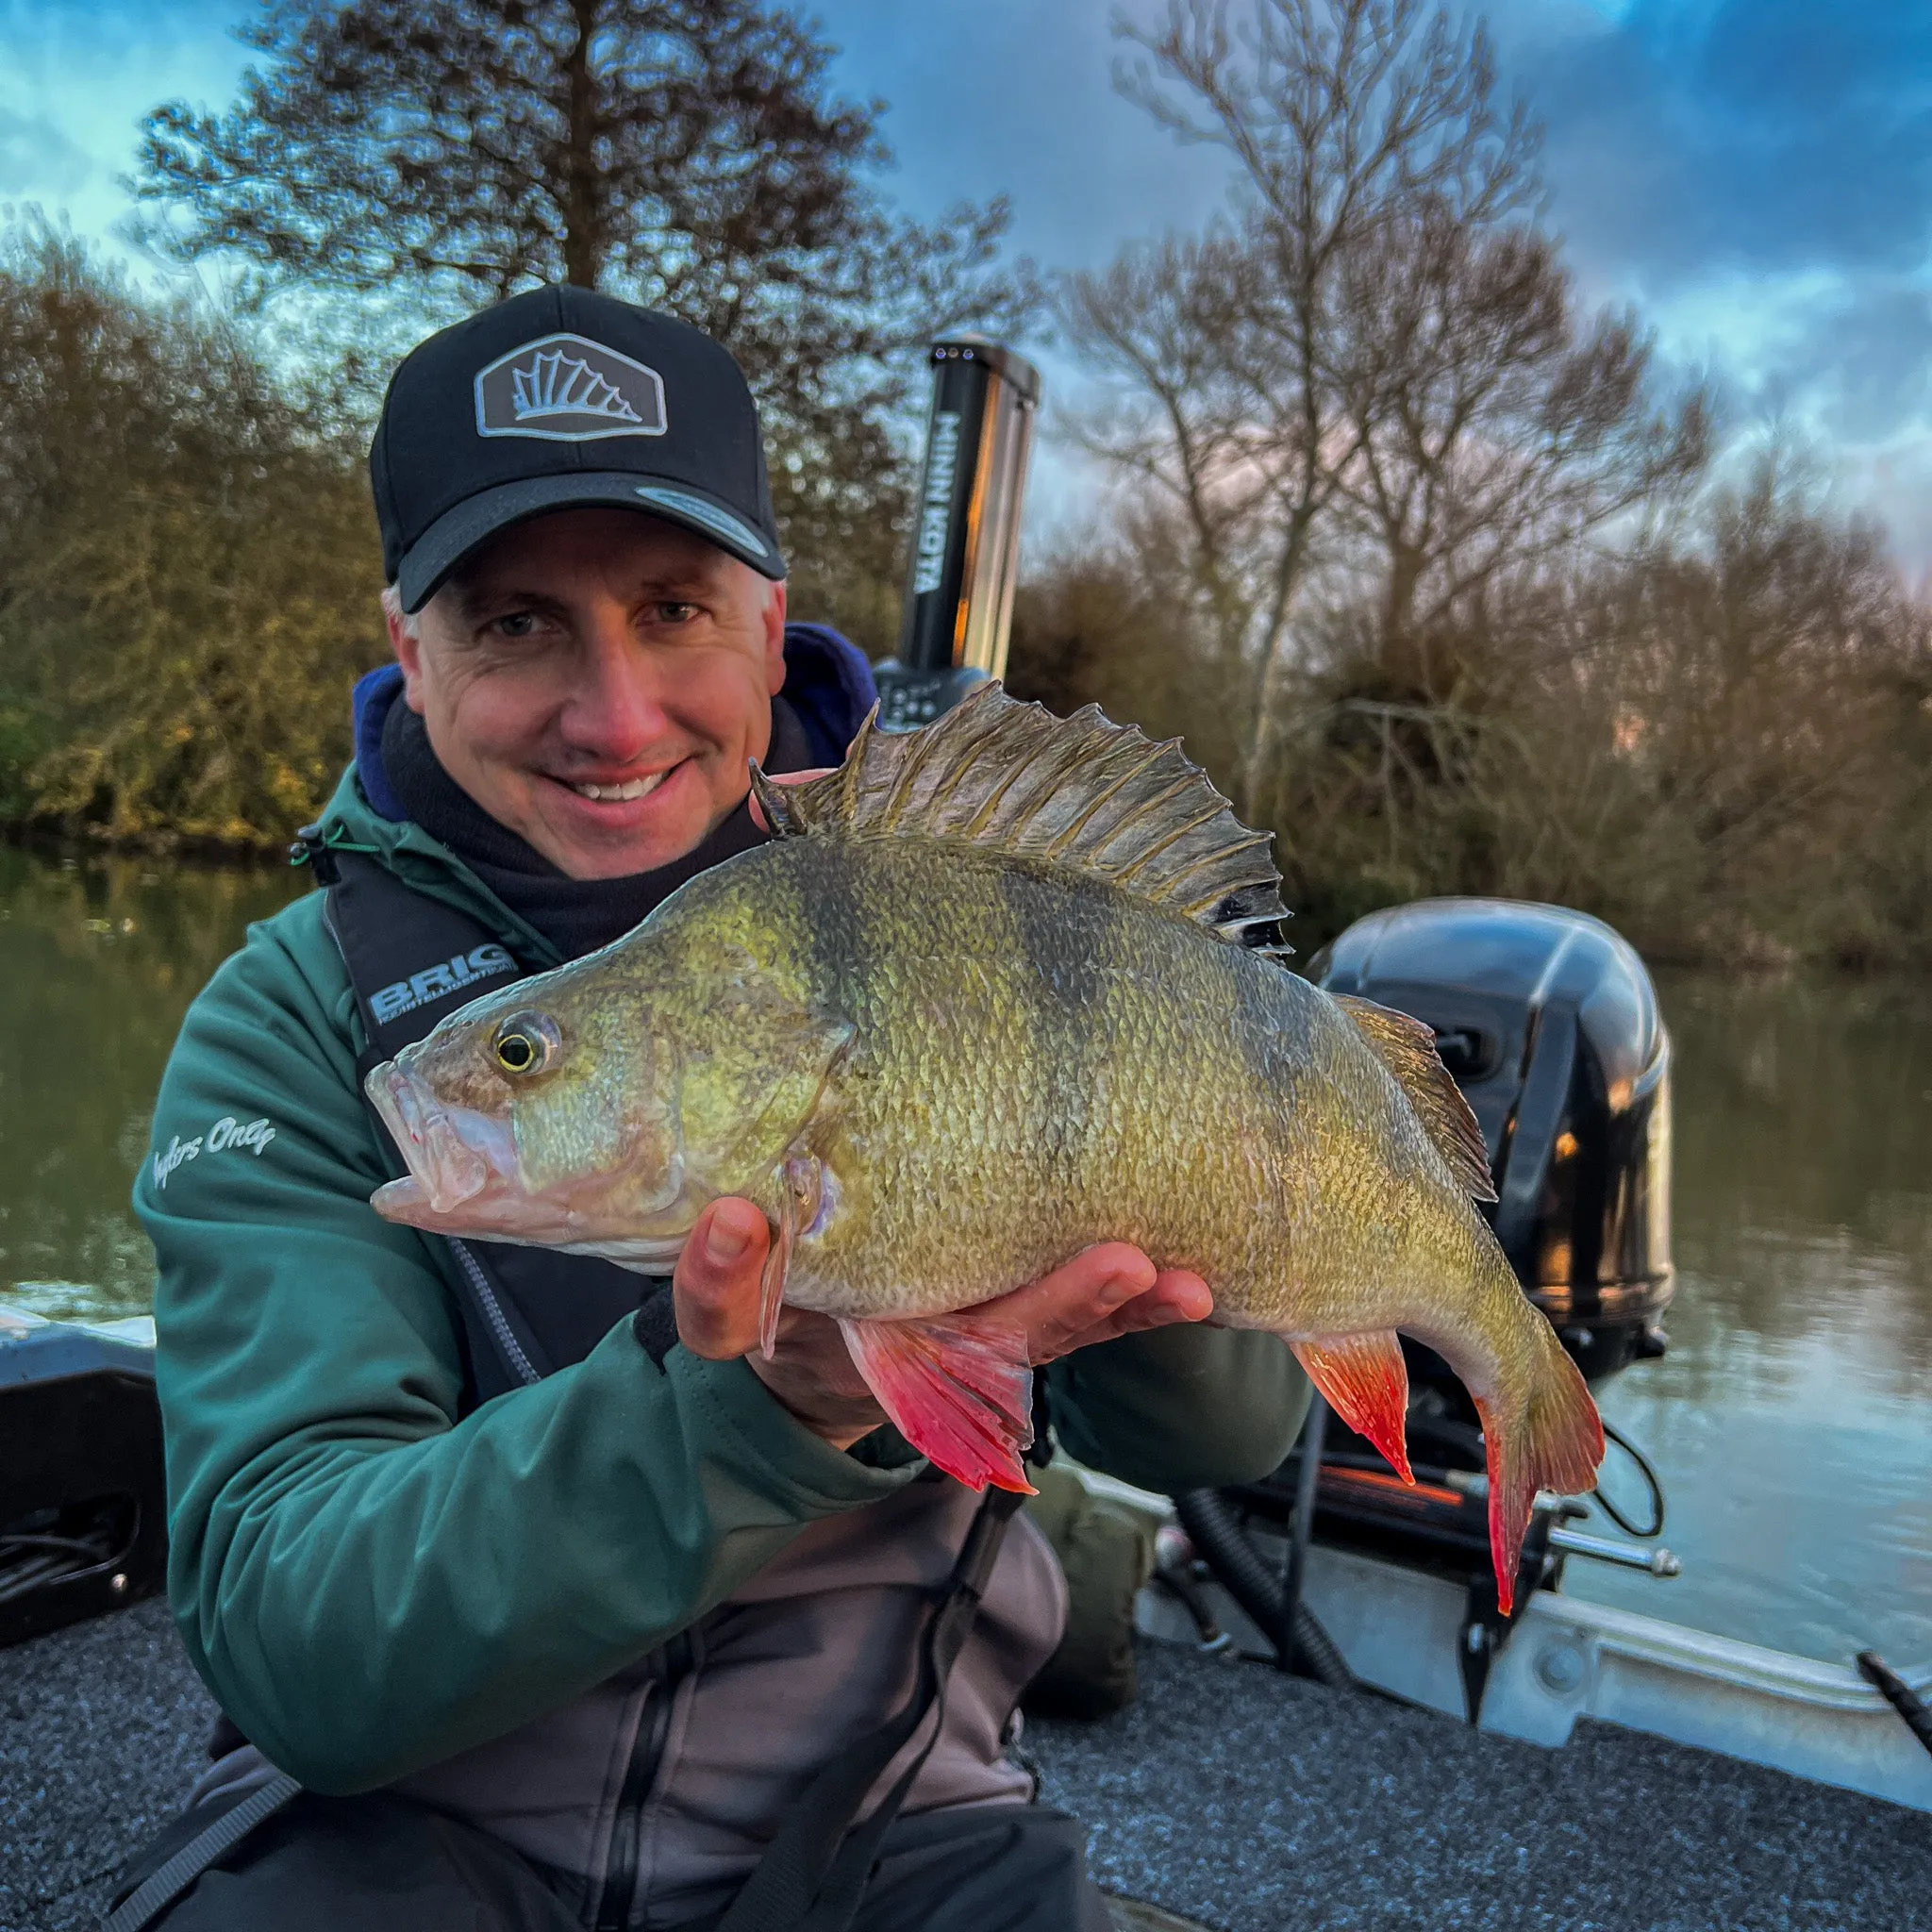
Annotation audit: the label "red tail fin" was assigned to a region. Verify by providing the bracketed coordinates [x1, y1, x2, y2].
[1473, 1324, 1604, 1614]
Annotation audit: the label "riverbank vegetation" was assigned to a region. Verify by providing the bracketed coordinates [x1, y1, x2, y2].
[1007, 0, 1932, 969]
[4, 0, 1929, 967]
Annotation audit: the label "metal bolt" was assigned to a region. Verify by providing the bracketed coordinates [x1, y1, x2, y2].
[109, 1573, 128, 1594]
[1537, 1643, 1585, 1693]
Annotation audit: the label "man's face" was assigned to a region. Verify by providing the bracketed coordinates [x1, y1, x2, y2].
[388, 508, 787, 880]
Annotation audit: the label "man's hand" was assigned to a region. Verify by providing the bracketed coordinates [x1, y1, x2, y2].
[674, 1195, 1213, 1449]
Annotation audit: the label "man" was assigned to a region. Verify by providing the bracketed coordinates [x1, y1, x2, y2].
[119, 287, 1307, 1930]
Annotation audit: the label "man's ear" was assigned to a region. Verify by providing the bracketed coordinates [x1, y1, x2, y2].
[385, 597, 429, 714]
[762, 577, 789, 695]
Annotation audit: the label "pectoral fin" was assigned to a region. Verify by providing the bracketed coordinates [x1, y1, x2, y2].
[758, 1225, 788, 1362]
[839, 1313, 1037, 1494]
[758, 1156, 824, 1360]
[1291, 1330, 1414, 1484]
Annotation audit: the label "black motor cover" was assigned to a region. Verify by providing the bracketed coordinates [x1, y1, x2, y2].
[1311, 897, 1674, 1386]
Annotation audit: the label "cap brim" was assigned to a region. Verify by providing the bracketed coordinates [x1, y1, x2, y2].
[396, 472, 786, 611]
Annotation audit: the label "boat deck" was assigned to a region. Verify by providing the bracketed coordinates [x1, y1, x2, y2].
[6, 1601, 1928, 1931]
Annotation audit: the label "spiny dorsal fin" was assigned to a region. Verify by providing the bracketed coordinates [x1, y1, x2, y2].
[1334, 994, 1496, 1203]
[752, 683, 1287, 936]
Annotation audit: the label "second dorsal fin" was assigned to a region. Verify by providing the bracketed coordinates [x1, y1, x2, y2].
[1333, 994, 1496, 1202]
[750, 683, 1285, 933]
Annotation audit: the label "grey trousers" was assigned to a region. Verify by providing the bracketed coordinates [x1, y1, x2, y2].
[125, 1790, 1113, 1931]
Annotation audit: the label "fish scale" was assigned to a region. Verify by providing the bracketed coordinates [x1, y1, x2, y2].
[366, 686, 1603, 1608]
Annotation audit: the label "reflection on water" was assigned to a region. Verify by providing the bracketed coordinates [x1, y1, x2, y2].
[0, 844, 300, 1320]
[2, 848, 1929, 1665]
[1567, 972, 1932, 1665]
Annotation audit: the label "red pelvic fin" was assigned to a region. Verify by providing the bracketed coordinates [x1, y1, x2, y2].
[1474, 1337, 1605, 1616]
[1291, 1331, 1413, 1484]
[839, 1313, 1037, 1494]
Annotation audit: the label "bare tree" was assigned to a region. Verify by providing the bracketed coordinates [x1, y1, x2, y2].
[1066, 0, 1702, 816]
[1329, 207, 1706, 694]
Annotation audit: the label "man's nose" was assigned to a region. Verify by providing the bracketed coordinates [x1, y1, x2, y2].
[563, 609, 669, 756]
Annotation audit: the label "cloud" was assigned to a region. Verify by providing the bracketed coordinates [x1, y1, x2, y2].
[812, 0, 1236, 269]
[1506, 0, 1932, 287]
[10, 0, 1932, 558]
[0, 114, 93, 197]
[0, 0, 254, 257]
[1479, 0, 1932, 559]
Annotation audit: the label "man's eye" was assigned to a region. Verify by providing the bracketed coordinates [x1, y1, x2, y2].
[654, 602, 700, 625]
[491, 612, 540, 639]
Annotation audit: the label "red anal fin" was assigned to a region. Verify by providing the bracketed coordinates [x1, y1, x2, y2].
[839, 1313, 1036, 1494]
[1291, 1331, 1413, 1484]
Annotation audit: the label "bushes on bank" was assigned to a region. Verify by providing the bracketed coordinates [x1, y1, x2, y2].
[1007, 460, 1932, 971]
[0, 226, 383, 846]
[5, 229, 1929, 972]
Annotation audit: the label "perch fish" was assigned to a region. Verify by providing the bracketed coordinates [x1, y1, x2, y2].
[365, 686, 1603, 1609]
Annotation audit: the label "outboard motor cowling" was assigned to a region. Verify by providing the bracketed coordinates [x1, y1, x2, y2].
[1312, 897, 1674, 1385]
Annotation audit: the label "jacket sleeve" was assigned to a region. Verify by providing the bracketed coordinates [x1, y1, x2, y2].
[1043, 1324, 1310, 1494]
[136, 898, 914, 1795]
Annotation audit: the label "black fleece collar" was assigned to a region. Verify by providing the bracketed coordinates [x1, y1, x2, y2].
[379, 696, 813, 960]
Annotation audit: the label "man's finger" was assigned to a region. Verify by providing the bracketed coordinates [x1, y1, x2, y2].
[978, 1242, 1203, 1363]
[673, 1197, 770, 1358]
[1041, 1269, 1214, 1361]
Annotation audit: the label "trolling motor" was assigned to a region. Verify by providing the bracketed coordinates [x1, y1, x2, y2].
[1170, 899, 1680, 1713]
[871, 336, 1041, 732]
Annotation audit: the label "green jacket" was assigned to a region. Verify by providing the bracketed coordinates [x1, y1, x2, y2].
[135, 761, 1308, 1796]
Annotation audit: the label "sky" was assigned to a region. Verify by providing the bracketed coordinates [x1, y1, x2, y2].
[4, 0, 1930, 565]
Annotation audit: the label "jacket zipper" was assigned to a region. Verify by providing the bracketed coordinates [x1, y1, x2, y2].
[595, 1633, 693, 1930]
[448, 1239, 541, 1387]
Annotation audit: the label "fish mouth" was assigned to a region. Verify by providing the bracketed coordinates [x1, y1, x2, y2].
[365, 1060, 525, 1226]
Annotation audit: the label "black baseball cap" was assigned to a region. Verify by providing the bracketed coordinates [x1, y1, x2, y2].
[371, 286, 786, 612]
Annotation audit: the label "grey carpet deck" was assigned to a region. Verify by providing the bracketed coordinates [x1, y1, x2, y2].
[5, 1604, 1927, 1931]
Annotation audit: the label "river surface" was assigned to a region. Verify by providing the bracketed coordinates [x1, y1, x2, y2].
[4, 844, 1930, 1668]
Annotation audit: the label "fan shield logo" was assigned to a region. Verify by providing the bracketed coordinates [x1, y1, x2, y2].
[475, 334, 668, 441]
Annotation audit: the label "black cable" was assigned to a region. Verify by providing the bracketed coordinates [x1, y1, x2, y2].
[1404, 1412, 1485, 1466]
[0, 1531, 115, 1559]
[1173, 1490, 1353, 1690]
[1407, 1408, 1666, 1541]
[1857, 1652, 1932, 1763]
[1591, 1420, 1666, 1539]
[1281, 1394, 1328, 1674]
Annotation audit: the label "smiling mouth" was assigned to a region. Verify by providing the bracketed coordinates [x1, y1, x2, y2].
[563, 763, 679, 804]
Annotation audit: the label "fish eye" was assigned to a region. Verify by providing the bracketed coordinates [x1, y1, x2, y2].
[491, 1011, 560, 1077]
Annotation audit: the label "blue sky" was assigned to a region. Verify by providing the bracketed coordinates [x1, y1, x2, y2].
[5, 0, 1930, 563]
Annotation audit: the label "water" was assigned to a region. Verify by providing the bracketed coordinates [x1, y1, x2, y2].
[3, 845, 1929, 1668]
[1562, 972, 1932, 1668]
[0, 845, 301, 1321]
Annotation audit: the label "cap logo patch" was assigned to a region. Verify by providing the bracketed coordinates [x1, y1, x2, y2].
[475, 333, 668, 441]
